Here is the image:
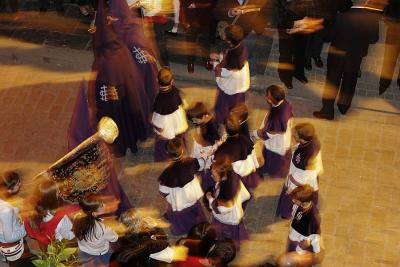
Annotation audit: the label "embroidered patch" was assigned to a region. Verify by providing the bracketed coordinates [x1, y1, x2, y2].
[132, 46, 148, 64]
[295, 153, 301, 164]
[100, 85, 119, 102]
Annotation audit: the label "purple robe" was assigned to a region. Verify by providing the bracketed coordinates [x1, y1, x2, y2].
[258, 100, 293, 178]
[159, 158, 207, 235]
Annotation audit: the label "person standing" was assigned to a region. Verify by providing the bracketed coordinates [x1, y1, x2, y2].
[379, 0, 400, 94]
[313, 0, 385, 120]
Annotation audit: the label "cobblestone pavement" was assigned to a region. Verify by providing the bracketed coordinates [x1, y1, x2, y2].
[1, 10, 400, 267]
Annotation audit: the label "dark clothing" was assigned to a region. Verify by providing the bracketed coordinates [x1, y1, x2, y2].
[159, 157, 201, 187]
[320, 8, 381, 115]
[153, 86, 183, 115]
[38, 0, 64, 11]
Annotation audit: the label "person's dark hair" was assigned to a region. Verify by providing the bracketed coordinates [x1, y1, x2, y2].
[229, 103, 250, 139]
[212, 155, 233, 181]
[2, 171, 20, 191]
[224, 25, 244, 46]
[187, 102, 209, 123]
[73, 194, 103, 241]
[266, 85, 286, 103]
[225, 114, 241, 136]
[166, 138, 184, 159]
[158, 67, 173, 87]
[186, 222, 217, 257]
[294, 123, 315, 142]
[208, 239, 236, 265]
[290, 185, 314, 203]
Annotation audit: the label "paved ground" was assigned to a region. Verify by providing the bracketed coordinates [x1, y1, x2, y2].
[1, 8, 400, 267]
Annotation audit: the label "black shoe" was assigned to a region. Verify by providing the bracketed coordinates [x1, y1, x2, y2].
[284, 83, 293, 89]
[379, 84, 388, 95]
[305, 59, 312, 71]
[187, 63, 194, 73]
[293, 74, 308, 84]
[337, 104, 349, 115]
[313, 110, 334, 120]
[313, 56, 323, 68]
[357, 69, 362, 78]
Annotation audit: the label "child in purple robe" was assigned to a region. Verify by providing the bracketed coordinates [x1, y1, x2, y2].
[287, 185, 324, 265]
[211, 25, 250, 125]
[151, 67, 189, 162]
[276, 123, 323, 219]
[187, 102, 222, 192]
[251, 85, 294, 178]
[206, 156, 250, 249]
[158, 138, 207, 236]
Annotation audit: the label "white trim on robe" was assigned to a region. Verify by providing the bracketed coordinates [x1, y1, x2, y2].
[288, 227, 321, 254]
[159, 176, 204, 212]
[286, 151, 323, 192]
[209, 181, 251, 225]
[263, 118, 293, 156]
[216, 62, 250, 95]
[151, 105, 188, 139]
[232, 148, 260, 177]
[149, 246, 174, 263]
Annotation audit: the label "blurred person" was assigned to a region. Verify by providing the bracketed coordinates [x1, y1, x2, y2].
[379, 0, 400, 94]
[1, 0, 18, 13]
[206, 156, 250, 249]
[180, 0, 217, 73]
[276, 123, 322, 219]
[158, 138, 207, 235]
[176, 222, 217, 257]
[73, 194, 118, 266]
[251, 85, 293, 178]
[187, 102, 222, 192]
[109, 0, 159, 125]
[213, 0, 274, 78]
[286, 185, 324, 265]
[24, 179, 79, 250]
[110, 209, 187, 266]
[38, 0, 65, 14]
[151, 67, 188, 162]
[211, 25, 250, 125]
[0, 171, 31, 266]
[214, 111, 261, 192]
[78, 0, 95, 16]
[89, 0, 149, 157]
[313, 0, 386, 120]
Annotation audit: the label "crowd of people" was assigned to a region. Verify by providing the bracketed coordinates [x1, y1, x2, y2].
[0, 0, 399, 266]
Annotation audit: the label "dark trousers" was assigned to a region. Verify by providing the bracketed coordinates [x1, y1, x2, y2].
[186, 25, 215, 65]
[379, 21, 400, 89]
[278, 30, 307, 86]
[321, 51, 362, 115]
[305, 28, 325, 61]
[153, 20, 174, 66]
[38, 0, 64, 11]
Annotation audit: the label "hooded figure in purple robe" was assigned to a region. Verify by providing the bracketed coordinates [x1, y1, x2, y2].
[67, 79, 132, 216]
[91, 0, 149, 157]
[109, 0, 159, 122]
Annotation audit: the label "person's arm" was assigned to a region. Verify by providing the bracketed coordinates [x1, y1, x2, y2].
[102, 223, 118, 243]
[0, 207, 26, 243]
[55, 215, 75, 241]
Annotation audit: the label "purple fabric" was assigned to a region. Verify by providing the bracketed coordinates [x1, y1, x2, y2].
[212, 219, 248, 249]
[292, 138, 321, 171]
[154, 134, 186, 162]
[159, 157, 200, 188]
[199, 169, 215, 193]
[153, 86, 183, 115]
[217, 172, 241, 202]
[290, 204, 321, 237]
[258, 147, 291, 178]
[262, 100, 293, 134]
[276, 185, 319, 219]
[67, 80, 95, 151]
[223, 43, 248, 70]
[241, 172, 261, 191]
[214, 135, 253, 163]
[214, 90, 245, 124]
[165, 201, 207, 236]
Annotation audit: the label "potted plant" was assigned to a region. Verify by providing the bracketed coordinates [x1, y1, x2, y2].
[32, 240, 78, 267]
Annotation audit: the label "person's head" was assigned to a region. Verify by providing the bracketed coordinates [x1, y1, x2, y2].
[211, 155, 233, 183]
[224, 25, 244, 47]
[158, 67, 173, 88]
[225, 112, 241, 136]
[290, 184, 314, 210]
[73, 194, 105, 241]
[166, 138, 185, 160]
[266, 85, 286, 106]
[293, 123, 316, 143]
[1, 171, 21, 195]
[207, 239, 236, 266]
[188, 222, 217, 241]
[276, 251, 314, 267]
[119, 208, 157, 234]
[229, 103, 248, 126]
[187, 102, 213, 126]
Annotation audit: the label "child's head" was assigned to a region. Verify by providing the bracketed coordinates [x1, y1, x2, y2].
[166, 138, 185, 160]
[119, 208, 157, 234]
[229, 103, 248, 126]
[158, 67, 173, 87]
[73, 194, 104, 241]
[187, 102, 212, 126]
[266, 85, 286, 106]
[224, 25, 244, 47]
[208, 239, 236, 266]
[188, 222, 217, 241]
[211, 155, 233, 183]
[225, 112, 241, 136]
[291, 184, 314, 209]
[293, 123, 316, 143]
[1, 171, 21, 195]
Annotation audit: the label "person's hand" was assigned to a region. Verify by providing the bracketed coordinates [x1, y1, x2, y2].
[299, 239, 311, 250]
[228, 8, 242, 17]
[287, 17, 324, 34]
[214, 64, 222, 77]
[206, 191, 213, 200]
[188, 3, 196, 8]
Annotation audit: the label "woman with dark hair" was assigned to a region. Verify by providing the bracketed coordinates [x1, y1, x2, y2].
[206, 155, 250, 248]
[24, 179, 79, 250]
[187, 102, 222, 192]
[276, 123, 323, 219]
[73, 194, 118, 266]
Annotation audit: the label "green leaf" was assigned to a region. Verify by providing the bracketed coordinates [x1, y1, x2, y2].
[56, 263, 66, 267]
[58, 248, 77, 262]
[32, 259, 49, 267]
[47, 244, 56, 255]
